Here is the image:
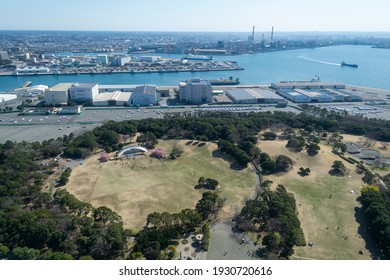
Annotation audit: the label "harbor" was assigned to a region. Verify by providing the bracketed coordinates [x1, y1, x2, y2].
[1, 45, 390, 92]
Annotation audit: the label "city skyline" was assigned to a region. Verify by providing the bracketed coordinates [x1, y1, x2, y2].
[2, 0, 390, 32]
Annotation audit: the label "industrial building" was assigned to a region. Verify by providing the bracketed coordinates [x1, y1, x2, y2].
[193, 48, 227, 55]
[179, 79, 212, 104]
[277, 89, 332, 103]
[99, 84, 136, 93]
[131, 85, 159, 106]
[226, 88, 285, 104]
[96, 54, 109, 65]
[271, 81, 346, 90]
[140, 56, 160, 62]
[271, 81, 362, 103]
[44, 83, 72, 105]
[0, 51, 10, 62]
[12, 67, 49, 75]
[69, 83, 99, 103]
[93, 91, 132, 106]
[276, 88, 362, 103]
[57, 106, 82, 115]
[109, 55, 131, 66]
[0, 94, 17, 103]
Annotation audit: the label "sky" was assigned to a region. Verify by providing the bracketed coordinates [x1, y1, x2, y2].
[1, 0, 390, 32]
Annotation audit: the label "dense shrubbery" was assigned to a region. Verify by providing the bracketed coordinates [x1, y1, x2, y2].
[360, 186, 390, 259]
[2, 110, 390, 260]
[0, 142, 130, 260]
[234, 184, 305, 259]
[133, 191, 222, 260]
[258, 153, 293, 174]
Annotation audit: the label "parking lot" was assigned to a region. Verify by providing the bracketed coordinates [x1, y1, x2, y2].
[0, 105, 297, 143]
[320, 103, 390, 120]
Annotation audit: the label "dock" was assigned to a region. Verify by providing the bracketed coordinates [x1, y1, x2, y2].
[21, 81, 32, 88]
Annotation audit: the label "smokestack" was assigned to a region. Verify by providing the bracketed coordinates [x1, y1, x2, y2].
[252, 26, 255, 40]
[271, 26, 274, 41]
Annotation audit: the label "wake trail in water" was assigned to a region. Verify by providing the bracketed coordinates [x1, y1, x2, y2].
[298, 56, 341, 66]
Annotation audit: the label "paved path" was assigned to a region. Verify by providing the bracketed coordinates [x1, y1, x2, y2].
[207, 222, 260, 260]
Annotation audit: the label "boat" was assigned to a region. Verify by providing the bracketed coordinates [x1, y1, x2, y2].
[183, 54, 213, 61]
[209, 77, 240, 86]
[341, 62, 358, 68]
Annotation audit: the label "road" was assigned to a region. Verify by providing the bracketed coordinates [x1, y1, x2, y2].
[0, 105, 299, 143]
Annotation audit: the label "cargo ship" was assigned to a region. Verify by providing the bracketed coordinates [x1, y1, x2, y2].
[183, 54, 213, 61]
[209, 77, 240, 85]
[341, 62, 358, 68]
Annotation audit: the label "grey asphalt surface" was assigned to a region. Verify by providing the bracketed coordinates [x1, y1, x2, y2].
[207, 223, 260, 260]
[0, 105, 299, 143]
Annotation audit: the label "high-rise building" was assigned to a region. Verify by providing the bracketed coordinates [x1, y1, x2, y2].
[179, 79, 212, 104]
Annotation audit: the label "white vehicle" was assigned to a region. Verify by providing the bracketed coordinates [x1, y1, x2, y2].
[58, 127, 63, 130]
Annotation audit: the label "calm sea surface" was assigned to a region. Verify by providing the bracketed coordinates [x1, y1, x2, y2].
[1, 45, 390, 91]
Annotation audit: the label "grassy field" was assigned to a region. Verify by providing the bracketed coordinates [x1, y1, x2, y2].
[65, 140, 255, 232]
[259, 140, 374, 260]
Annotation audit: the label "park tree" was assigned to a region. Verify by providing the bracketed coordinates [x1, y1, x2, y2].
[195, 191, 223, 220]
[59, 167, 72, 185]
[275, 155, 293, 173]
[100, 152, 110, 162]
[94, 206, 122, 225]
[362, 171, 378, 185]
[329, 160, 347, 176]
[98, 130, 120, 147]
[0, 243, 10, 258]
[263, 131, 277, 140]
[137, 132, 158, 149]
[201, 223, 211, 251]
[306, 143, 320, 156]
[333, 142, 348, 154]
[286, 136, 306, 152]
[298, 167, 311, 176]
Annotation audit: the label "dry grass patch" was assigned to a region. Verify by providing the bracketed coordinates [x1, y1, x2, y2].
[65, 140, 255, 232]
[259, 139, 373, 260]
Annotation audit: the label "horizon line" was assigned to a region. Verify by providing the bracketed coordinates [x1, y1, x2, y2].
[1, 29, 390, 34]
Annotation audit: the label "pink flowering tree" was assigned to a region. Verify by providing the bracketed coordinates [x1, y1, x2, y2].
[100, 152, 110, 162]
[150, 148, 165, 159]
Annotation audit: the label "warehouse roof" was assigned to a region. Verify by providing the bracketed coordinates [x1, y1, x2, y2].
[50, 83, 73, 91]
[134, 85, 156, 95]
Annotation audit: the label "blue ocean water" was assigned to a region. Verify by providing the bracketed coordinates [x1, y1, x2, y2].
[1, 45, 390, 91]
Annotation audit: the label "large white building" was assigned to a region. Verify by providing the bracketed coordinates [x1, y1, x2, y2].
[0, 94, 17, 103]
[110, 55, 132, 66]
[44, 83, 72, 105]
[93, 91, 132, 106]
[12, 67, 49, 75]
[226, 88, 286, 104]
[69, 83, 99, 102]
[179, 79, 212, 104]
[131, 85, 159, 106]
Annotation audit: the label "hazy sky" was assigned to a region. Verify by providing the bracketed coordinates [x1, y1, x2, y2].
[1, 0, 390, 32]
